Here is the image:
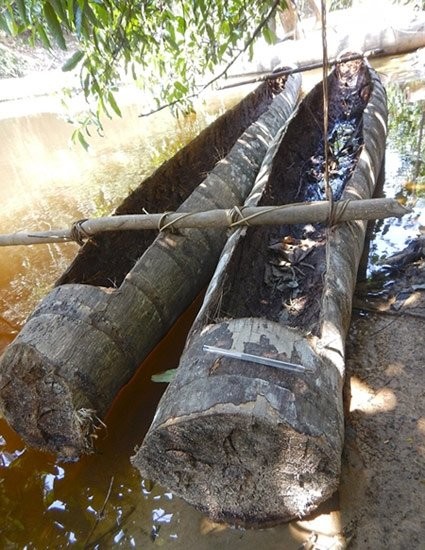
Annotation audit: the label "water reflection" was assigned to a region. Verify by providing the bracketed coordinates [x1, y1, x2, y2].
[0, 52, 424, 548]
[0, 98, 229, 327]
[366, 80, 425, 273]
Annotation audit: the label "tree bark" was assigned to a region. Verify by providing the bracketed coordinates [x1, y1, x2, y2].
[0, 74, 301, 460]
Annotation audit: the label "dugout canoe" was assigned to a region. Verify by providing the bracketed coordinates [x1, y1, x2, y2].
[0, 73, 301, 460]
[133, 56, 388, 526]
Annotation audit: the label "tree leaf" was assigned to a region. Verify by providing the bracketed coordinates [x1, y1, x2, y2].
[43, 2, 67, 49]
[36, 22, 52, 49]
[93, 3, 109, 27]
[1, 10, 19, 36]
[74, 4, 83, 36]
[262, 25, 276, 45]
[176, 16, 186, 34]
[205, 23, 215, 43]
[0, 14, 10, 35]
[48, 0, 70, 28]
[218, 43, 228, 58]
[62, 50, 85, 71]
[151, 369, 177, 384]
[15, 0, 29, 25]
[76, 130, 90, 151]
[131, 62, 137, 81]
[67, 0, 75, 28]
[174, 81, 188, 95]
[84, 3, 98, 28]
[108, 91, 122, 117]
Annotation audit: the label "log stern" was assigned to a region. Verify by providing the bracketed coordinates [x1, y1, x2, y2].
[0, 342, 96, 460]
[133, 318, 344, 526]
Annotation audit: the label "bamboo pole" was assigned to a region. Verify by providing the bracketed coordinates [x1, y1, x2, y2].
[0, 198, 408, 247]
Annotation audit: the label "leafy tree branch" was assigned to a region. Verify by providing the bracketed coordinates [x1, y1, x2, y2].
[139, 0, 283, 117]
[0, 0, 288, 145]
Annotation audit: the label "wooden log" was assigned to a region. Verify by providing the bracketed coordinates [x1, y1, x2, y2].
[0, 198, 408, 247]
[0, 74, 301, 460]
[380, 235, 425, 269]
[132, 61, 388, 526]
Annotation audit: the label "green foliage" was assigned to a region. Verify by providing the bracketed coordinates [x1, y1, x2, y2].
[151, 369, 177, 384]
[43, 2, 66, 49]
[62, 49, 84, 71]
[0, 41, 29, 77]
[328, 0, 352, 9]
[1, 0, 283, 138]
[387, 83, 425, 183]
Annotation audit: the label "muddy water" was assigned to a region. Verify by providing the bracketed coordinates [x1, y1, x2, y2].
[0, 52, 424, 548]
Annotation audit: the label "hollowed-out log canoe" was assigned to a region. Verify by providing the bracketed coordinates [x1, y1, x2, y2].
[133, 57, 388, 527]
[0, 74, 301, 460]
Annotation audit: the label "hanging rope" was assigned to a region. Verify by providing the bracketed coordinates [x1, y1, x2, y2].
[321, 0, 334, 223]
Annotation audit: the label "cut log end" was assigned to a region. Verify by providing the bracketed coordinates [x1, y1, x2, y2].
[133, 319, 343, 526]
[0, 343, 95, 461]
[133, 409, 340, 528]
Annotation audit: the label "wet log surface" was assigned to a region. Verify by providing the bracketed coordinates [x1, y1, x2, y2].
[0, 74, 301, 459]
[133, 59, 388, 526]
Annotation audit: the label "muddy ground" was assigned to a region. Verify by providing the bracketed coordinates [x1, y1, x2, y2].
[338, 256, 425, 548]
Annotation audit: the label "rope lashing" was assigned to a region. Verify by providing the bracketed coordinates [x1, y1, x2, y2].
[227, 205, 249, 226]
[70, 219, 90, 245]
[157, 211, 191, 233]
[230, 204, 284, 228]
[326, 199, 351, 227]
[66, 198, 357, 245]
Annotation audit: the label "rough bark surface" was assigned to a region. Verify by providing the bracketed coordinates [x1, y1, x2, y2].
[0, 75, 301, 459]
[135, 318, 342, 527]
[133, 62, 388, 526]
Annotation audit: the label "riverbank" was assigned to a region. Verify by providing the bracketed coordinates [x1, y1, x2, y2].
[341, 255, 425, 548]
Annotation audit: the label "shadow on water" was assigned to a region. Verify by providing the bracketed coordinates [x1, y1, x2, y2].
[0, 51, 424, 548]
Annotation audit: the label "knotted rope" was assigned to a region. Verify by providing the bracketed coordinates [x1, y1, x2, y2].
[228, 204, 285, 228]
[326, 198, 351, 227]
[157, 211, 192, 233]
[70, 219, 90, 245]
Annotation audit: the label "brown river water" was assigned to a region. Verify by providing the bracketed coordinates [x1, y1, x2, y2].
[0, 52, 423, 548]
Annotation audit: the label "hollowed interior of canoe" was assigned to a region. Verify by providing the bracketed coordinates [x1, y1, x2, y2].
[218, 60, 372, 336]
[55, 81, 284, 289]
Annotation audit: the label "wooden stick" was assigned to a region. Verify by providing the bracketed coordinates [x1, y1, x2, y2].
[0, 198, 409, 247]
[219, 50, 384, 90]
